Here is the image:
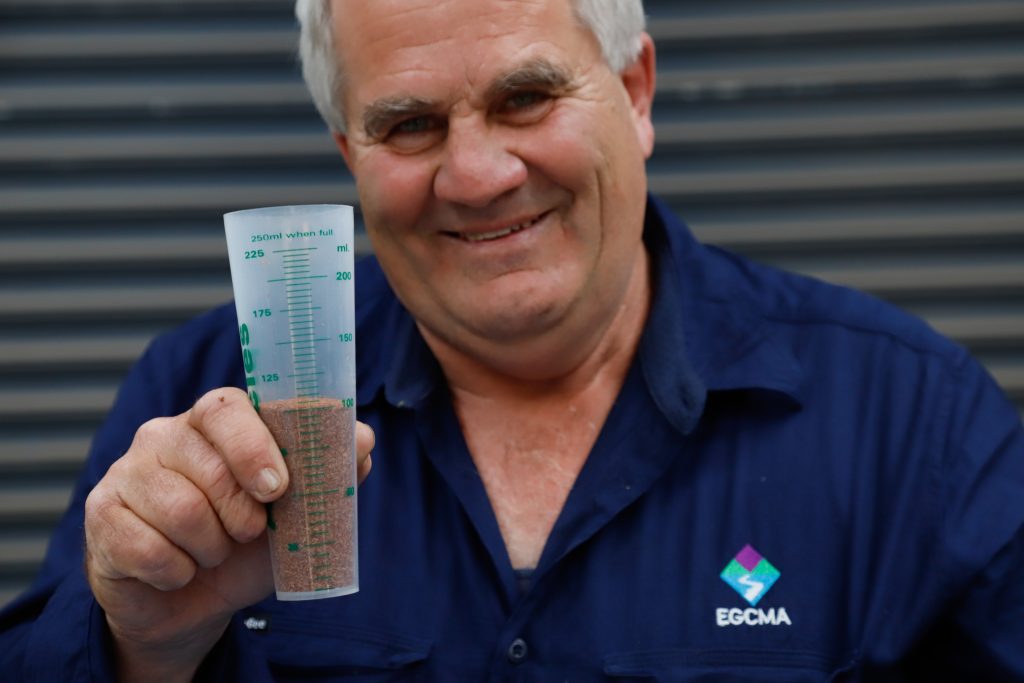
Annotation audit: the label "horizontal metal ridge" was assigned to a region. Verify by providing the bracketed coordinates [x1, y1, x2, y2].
[655, 105, 1024, 147]
[926, 313, 1024, 346]
[0, 181, 358, 215]
[0, 283, 231, 316]
[0, 385, 118, 419]
[658, 53, 1024, 98]
[0, 79, 309, 114]
[649, 3, 1024, 41]
[0, 129, 333, 164]
[0, 235, 227, 266]
[0, 435, 92, 469]
[0, 537, 49, 567]
[988, 362, 1024, 398]
[800, 262, 1024, 295]
[0, 0, 285, 8]
[0, 26, 295, 60]
[649, 158, 1024, 198]
[0, 487, 73, 519]
[692, 211, 1024, 249]
[0, 334, 151, 368]
[0, 232, 372, 266]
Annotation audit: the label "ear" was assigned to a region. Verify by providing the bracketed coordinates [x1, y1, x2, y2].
[332, 131, 355, 173]
[619, 33, 656, 159]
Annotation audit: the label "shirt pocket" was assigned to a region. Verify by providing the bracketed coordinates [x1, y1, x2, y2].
[248, 612, 432, 681]
[603, 648, 853, 682]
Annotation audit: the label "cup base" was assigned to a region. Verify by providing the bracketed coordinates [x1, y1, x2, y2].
[275, 584, 359, 601]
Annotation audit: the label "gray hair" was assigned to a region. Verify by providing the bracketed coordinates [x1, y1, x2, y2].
[295, 0, 646, 133]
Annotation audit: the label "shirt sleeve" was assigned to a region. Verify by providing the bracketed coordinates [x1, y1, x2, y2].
[0, 311, 277, 682]
[933, 350, 1024, 677]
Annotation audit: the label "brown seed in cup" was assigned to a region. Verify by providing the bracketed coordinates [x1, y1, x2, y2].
[259, 397, 356, 596]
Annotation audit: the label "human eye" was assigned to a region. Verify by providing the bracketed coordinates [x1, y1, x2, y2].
[497, 90, 554, 124]
[504, 91, 550, 112]
[392, 116, 434, 135]
[384, 115, 444, 152]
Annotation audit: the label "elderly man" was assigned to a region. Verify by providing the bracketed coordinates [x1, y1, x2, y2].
[2, 0, 1023, 680]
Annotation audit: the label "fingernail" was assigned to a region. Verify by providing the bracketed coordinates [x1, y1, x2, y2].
[256, 468, 281, 497]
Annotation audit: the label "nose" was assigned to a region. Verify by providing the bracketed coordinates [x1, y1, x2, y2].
[433, 117, 527, 207]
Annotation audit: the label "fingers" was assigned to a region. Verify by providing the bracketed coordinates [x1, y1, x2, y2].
[355, 421, 375, 484]
[86, 387, 284, 595]
[85, 485, 197, 591]
[187, 388, 288, 503]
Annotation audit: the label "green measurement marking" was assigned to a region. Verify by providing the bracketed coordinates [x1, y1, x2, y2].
[309, 519, 328, 528]
[287, 543, 300, 552]
[273, 248, 317, 253]
[267, 275, 329, 283]
[314, 575, 333, 582]
[293, 488, 341, 497]
[276, 342, 317, 348]
[345, 486, 355, 497]
[280, 448, 288, 457]
[313, 564, 331, 572]
[289, 372, 325, 378]
[311, 530, 329, 538]
[306, 540, 336, 548]
[312, 551, 330, 558]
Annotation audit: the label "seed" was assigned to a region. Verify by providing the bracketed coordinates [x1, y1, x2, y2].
[258, 397, 356, 598]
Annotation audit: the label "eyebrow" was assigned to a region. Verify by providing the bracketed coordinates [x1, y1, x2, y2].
[360, 59, 576, 140]
[484, 58, 576, 102]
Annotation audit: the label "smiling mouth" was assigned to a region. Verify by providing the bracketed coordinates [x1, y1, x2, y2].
[448, 212, 547, 243]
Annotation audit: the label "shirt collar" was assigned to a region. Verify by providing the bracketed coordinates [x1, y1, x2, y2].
[643, 194, 804, 432]
[357, 194, 804, 425]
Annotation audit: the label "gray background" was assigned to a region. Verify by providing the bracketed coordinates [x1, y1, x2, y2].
[1, 0, 1022, 608]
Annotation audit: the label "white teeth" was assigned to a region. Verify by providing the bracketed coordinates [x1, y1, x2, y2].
[461, 216, 539, 242]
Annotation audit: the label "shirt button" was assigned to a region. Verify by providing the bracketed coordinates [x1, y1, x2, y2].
[506, 637, 528, 663]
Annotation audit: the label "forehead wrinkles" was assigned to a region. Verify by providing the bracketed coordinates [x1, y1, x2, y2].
[338, 0, 575, 82]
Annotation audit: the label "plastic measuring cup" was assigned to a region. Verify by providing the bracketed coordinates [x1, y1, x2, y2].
[224, 204, 358, 601]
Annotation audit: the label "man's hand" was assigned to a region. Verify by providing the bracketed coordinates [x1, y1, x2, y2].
[83, 387, 374, 683]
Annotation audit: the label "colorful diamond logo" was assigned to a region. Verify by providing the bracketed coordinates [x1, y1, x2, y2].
[720, 544, 780, 606]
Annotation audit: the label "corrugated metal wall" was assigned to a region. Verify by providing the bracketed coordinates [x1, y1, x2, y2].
[1, 0, 1022, 608]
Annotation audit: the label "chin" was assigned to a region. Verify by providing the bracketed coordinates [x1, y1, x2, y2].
[465, 295, 568, 342]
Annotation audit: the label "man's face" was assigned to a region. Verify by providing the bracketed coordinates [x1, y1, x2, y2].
[332, 0, 655, 370]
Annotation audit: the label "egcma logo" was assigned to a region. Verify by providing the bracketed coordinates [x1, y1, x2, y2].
[717, 544, 791, 627]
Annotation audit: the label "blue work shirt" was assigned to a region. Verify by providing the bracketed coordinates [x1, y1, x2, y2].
[2, 196, 1023, 681]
